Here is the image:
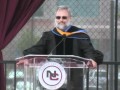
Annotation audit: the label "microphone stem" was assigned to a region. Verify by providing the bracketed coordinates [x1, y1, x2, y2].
[63, 38, 66, 55]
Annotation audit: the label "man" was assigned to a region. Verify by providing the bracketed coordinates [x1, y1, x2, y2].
[17, 6, 103, 90]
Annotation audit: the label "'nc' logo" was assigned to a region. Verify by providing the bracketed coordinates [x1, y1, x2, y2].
[47, 70, 59, 80]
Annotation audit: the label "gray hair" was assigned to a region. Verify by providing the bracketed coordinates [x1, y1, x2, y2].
[56, 5, 72, 17]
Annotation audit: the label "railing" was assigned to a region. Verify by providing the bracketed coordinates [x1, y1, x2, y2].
[85, 62, 120, 90]
[0, 61, 120, 90]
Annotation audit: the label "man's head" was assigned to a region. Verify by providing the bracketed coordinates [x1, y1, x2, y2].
[55, 6, 72, 30]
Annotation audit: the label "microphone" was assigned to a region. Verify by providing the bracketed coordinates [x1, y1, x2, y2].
[61, 34, 67, 55]
[46, 37, 65, 61]
[49, 37, 65, 55]
[46, 34, 67, 62]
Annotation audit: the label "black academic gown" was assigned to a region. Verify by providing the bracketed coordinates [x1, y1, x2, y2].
[23, 26, 102, 64]
[23, 25, 103, 90]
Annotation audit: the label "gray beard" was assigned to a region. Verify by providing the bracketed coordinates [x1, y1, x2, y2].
[55, 21, 70, 30]
[56, 24, 65, 30]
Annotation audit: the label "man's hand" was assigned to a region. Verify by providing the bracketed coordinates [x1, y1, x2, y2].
[87, 59, 97, 68]
[16, 59, 29, 67]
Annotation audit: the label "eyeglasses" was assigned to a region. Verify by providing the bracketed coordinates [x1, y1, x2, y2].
[56, 16, 68, 19]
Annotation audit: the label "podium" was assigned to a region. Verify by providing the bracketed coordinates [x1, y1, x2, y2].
[16, 55, 91, 90]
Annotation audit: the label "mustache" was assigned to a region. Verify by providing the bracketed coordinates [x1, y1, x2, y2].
[58, 21, 65, 24]
[54, 20, 71, 28]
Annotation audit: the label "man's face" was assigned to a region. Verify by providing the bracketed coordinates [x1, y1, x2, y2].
[55, 9, 71, 30]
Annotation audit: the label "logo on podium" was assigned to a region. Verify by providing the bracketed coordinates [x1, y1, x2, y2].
[38, 62, 66, 89]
